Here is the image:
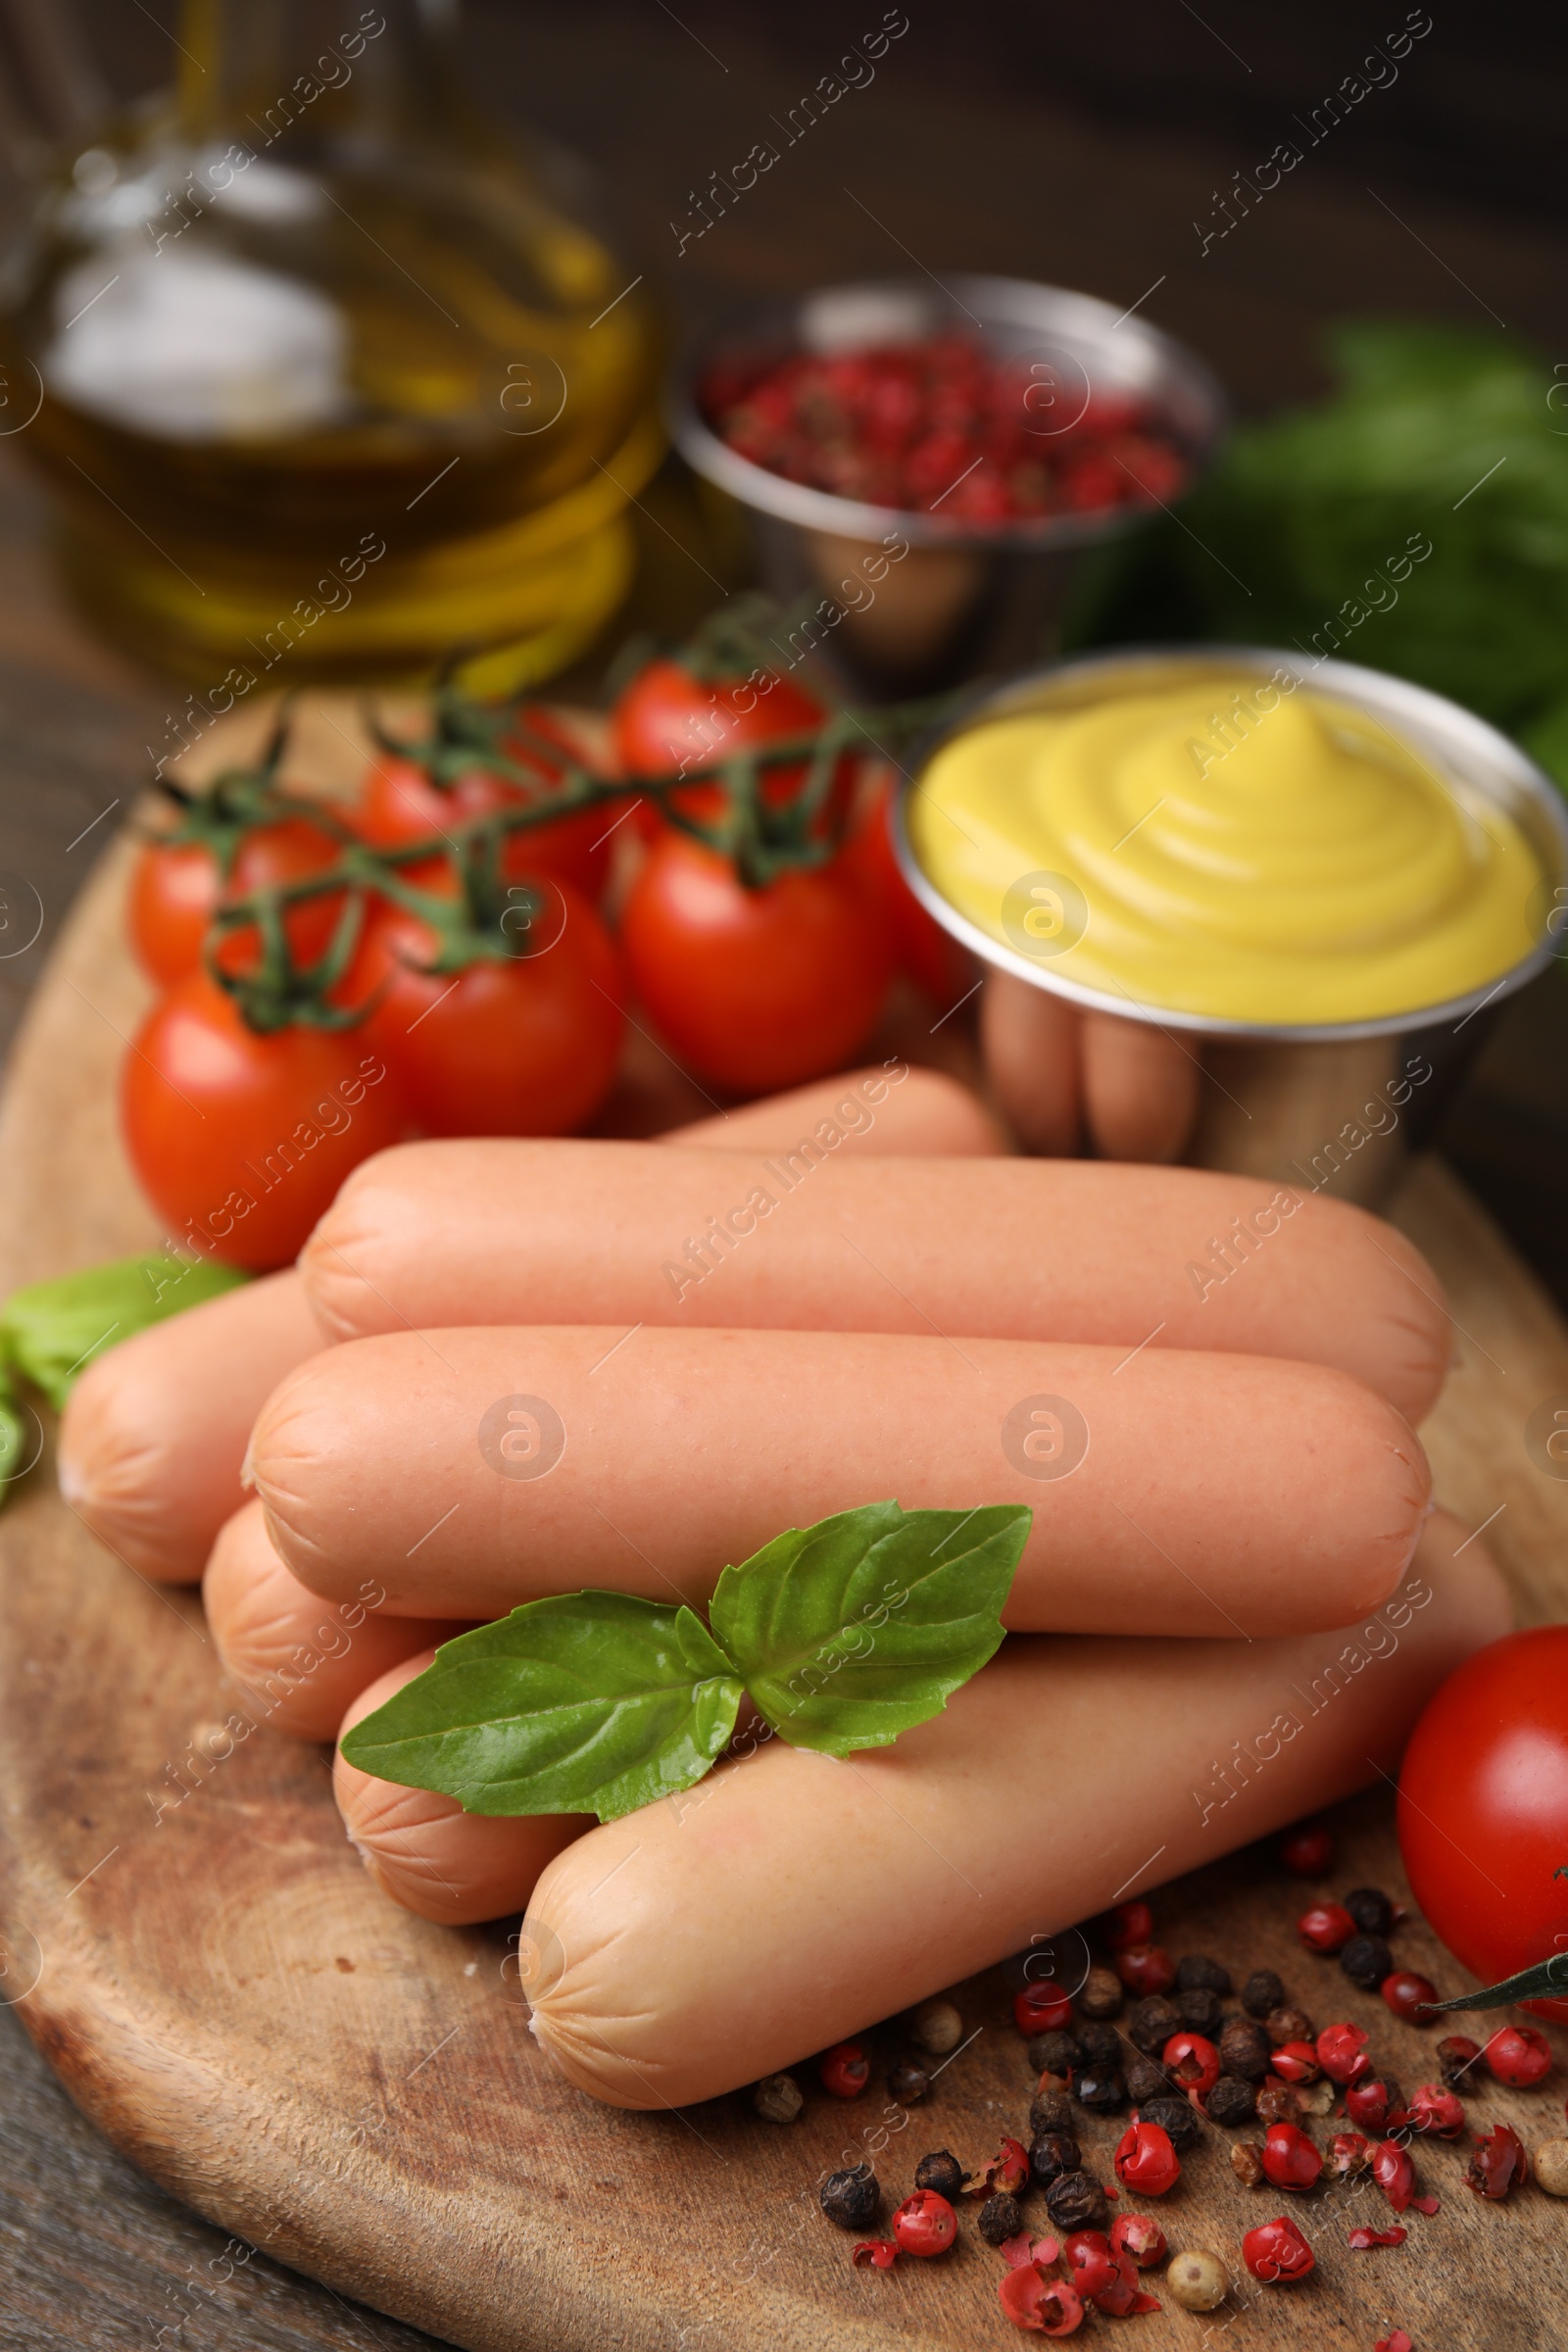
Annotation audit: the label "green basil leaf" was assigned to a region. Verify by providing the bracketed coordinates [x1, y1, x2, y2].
[339, 1592, 744, 1822]
[710, 1500, 1031, 1757]
[4, 1251, 247, 1411]
[0, 1367, 26, 1490]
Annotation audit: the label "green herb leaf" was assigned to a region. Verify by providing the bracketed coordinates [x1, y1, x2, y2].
[1416, 1955, 1568, 2014]
[710, 1501, 1030, 1757]
[4, 1251, 247, 1411]
[339, 1592, 745, 1822]
[0, 1366, 26, 1491]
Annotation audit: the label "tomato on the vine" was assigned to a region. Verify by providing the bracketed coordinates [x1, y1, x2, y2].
[619, 831, 893, 1095]
[1398, 1626, 1568, 2023]
[119, 970, 406, 1271]
[345, 875, 624, 1138]
[127, 812, 345, 988]
[612, 658, 856, 841]
[843, 773, 974, 1007]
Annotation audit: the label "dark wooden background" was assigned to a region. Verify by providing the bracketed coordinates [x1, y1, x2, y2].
[2, 5, 1566, 2344]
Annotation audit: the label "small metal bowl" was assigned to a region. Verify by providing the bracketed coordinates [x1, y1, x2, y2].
[892, 645, 1568, 1202]
[671, 274, 1227, 694]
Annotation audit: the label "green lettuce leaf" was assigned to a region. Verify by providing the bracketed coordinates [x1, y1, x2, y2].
[339, 1592, 745, 1822]
[710, 1501, 1030, 1756]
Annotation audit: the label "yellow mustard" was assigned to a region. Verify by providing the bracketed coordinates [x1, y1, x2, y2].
[908, 673, 1542, 1023]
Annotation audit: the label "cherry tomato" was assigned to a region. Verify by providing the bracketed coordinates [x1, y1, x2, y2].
[119, 970, 405, 1270]
[891, 2190, 956, 2257]
[612, 658, 843, 839]
[128, 813, 345, 988]
[346, 881, 623, 1139]
[1397, 1627, 1568, 2023]
[842, 774, 974, 1006]
[352, 713, 611, 904]
[619, 832, 893, 1095]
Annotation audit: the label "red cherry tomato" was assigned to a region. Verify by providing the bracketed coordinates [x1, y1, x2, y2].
[351, 718, 611, 904]
[128, 813, 345, 988]
[891, 2190, 956, 2256]
[119, 970, 405, 1270]
[818, 2040, 870, 2098]
[842, 775, 974, 1006]
[619, 832, 893, 1096]
[1242, 2215, 1314, 2282]
[1278, 1822, 1334, 1876]
[1485, 2023, 1552, 2086]
[1112, 2121, 1179, 2196]
[612, 657, 843, 839]
[1014, 1982, 1074, 2035]
[1398, 1627, 1568, 2023]
[1298, 1902, 1354, 1953]
[345, 882, 623, 1139]
[1260, 2123, 1322, 2191]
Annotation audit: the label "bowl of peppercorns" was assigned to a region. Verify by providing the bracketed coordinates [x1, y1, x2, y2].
[671, 273, 1227, 691]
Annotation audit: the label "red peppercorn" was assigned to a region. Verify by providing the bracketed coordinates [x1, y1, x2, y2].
[1242, 2214, 1315, 2282]
[978, 2136, 1032, 2197]
[819, 2041, 870, 2097]
[1268, 2040, 1321, 2085]
[1114, 1943, 1175, 1996]
[1160, 2031, 1220, 2098]
[1104, 1899, 1153, 1951]
[998, 2267, 1084, 2336]
[1088, 2250, 1154, 2318]
[1381, 1970, 1438, 2023]
[1346, 2078, 1402, 2133]
[1405, 2082, 1465, 2137]
[1260, 2122, 1323, 2191]
[892, 2190, 956, 2256]
[1109, 2213, 1167, 2268]
[1112, 2121, 1180, 2196]
[852, 2240, 898, 2269]
[1371, 2140, 1415, 2213]
[1063, 2230, 1116, 2298]
[1329, 2130, 1372, 2178]
[1316, 2022, 1370, 2085]
[1437, 2033, 1483, 2086]
[1466, 2122, 1529, 2200]
[1485, 2023, 1552, 2087]
[1279, 1822, 1335, 1875]
[1014, 1982, 1074, 2036]
[1297, 1901, 1355, 1953]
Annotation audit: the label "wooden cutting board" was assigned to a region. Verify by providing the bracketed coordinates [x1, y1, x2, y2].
[4, 719, 1568, 2352]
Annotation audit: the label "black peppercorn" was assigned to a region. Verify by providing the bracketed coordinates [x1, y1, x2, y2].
[1027, 2131, 1081, 2185]
[1124, 2055, 1172, 2105]
[1028, 2029, 1083, 2080]
[1045, 2170, 1109, 2233]
[1140, 2093, 1201, 2151]
[1174, 1952, 1232, 1996]
[1340, 1933, 1394, 1989]
[1076, 2022, 1121, 2068]
[1216, 2018, 1271, 2082]
[1028, 2088, 1076, 2137]
[1127, 1994, 1183, 2056]
[887, 2060, 931, 2105]
[820, 2166, 879, 2230]
[1345, 1886, 1395, 1936]
[1205, 2073, 1257, 2127]
[913, 2149, 964, 2200]
[1076, 1964, 1123, 2019]
[1176, 1984, 1222, 2034]
[1241, 1968, 1285, 2019]
[979, 2190, 1025, 2245]
[1072, 2064, 1127, 2113]
[1264, 2005, 1315, 2048]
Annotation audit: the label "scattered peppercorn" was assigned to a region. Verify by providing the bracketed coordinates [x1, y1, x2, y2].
[893, 2189, 957, 2255]
[1162, 2032, 1221, 2099]
[1436, 2033, 1483, 2087]
[1264, 2005, 1315, 2049]
[886, 2060, 931, 2105]
[821, 2166, 880, 2230]
[1533, 2136, 1568, 2195]
[1028, 2132, 1081, 2185]
[974, 2136, 1031, 2198]
[1127, 1994, 1184, 2056]
[1279, 1823, 1335, 1876]
[1176, 1984, 1223, 2034]
[1329, 2131, 1372, 2178]
[1485, 2023, 1552, 2087]
[1205, 2076, 1257, 2127]
[1346, 2077, 1403, 2134]
[1014, 1982, 1074, 2035]
[1268, 2040, 1321, 2085]
[1344, 1886, 1395, 1936]
[1064, 2230, 1118, 2300]
[1076, 1962, 1123, 2019]
[753, 2073, 803, 2124]
[1140, 2094, 1201, 2152]
[1298, 1901, 1355, 1954]
[1114, 1943, 1176, 1996]
[1242, 2214, 1315, 2282]
[1124, 2055, 1171, 2105]
[1230, 2141, 1265, 2186]
[1242, 1968, 1285, 2019]
[1166, 2248, 1230, 2311]
[1466, 2122, 1528, 2200]
[1028, 2089, 1077, 2138]
[999, 2271, 1082, 2335]
[1076, 2021, 1122, 2068]
[1028, 2028, 1083, 2082]
[1294, 2077, 1337, 2118]
[1371, 2139, 1415, 2213]
[1405, 2082, 1465, 2136]
[909, 1999, 963, 2056]
[1340, 1934, 1395, 1990]
[1045, 2170, 1109, 2233]
[1217, 2018, 1271, 2081]
[980, 2191, 1025, 2245]
[1255, 2079, 1303, 2127]
[1072, 2063, 1127, 2113]
[1315, 2022, 1370, 2085]
[1104, 1899, 1153, 1950]
[819, 2040, 870, 2097]
[1174, 1952, 1231, 1995]
[913, 2150, 964, 2199]
[1110, 2213, 1168, 2268]
[1114, 2120, 1181, 2196]
[1260, 2122, 1322, 2191]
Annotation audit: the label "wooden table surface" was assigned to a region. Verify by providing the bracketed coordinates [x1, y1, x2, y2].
[1, 11, 1566, 2346]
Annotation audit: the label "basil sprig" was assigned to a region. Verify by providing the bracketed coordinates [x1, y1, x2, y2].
[341, 1501, 1031, 1823]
